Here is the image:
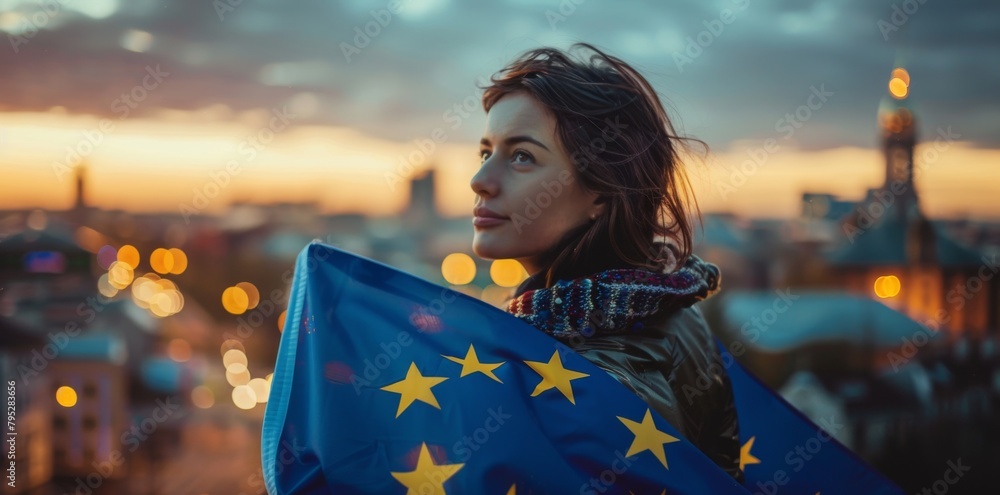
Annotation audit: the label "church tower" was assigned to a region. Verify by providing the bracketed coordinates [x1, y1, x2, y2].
[877, 68, 919, 223]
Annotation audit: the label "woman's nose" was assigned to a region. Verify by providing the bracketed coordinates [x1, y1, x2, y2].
[470, 160, 499, 198]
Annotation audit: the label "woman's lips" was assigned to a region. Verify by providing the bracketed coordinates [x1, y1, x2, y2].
[473, 216, 507, 228]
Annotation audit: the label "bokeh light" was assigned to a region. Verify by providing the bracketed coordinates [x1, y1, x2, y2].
[150, 248, 175, 274]
[236, 282, 260, 310]
[130, 274, 184, 316]
[223, 349, 248, 368]
[26, 209, 47, 230]
[117, 244, 140, 270]
[891, 67, 910, 87]
[107, 261, 134, 290]
[97, 245, 117, 269]
[441, 253, 476, 285]
[888, 78, 908, 99]
[222, 286, 250, 314]
[248, 377, 270, 403]
[55, 386, 78, 408]
[97, 273, 119, 298]
[132, 276, 158, 302]
[277, 310, 287, 333]
[226, 366, 251, 387]
[191, 385, 215, 409]
[874, 275, 901, 298]
[167, 338, 191, 362]
[149, 292, 173, 317]
[232, 385, 257, 410]
[168, 248, 188, 275]
[489, 259, 528, 287]
[221, 339, 245, 356]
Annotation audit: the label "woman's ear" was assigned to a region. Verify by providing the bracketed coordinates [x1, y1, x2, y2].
[589, 195, 607, 220]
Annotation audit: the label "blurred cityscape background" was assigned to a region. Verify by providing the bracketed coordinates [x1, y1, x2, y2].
[1, 0, 999, 494]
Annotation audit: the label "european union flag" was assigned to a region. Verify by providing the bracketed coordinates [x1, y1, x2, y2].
[261, 242, 904, 494]
[725, 347, 906, 494]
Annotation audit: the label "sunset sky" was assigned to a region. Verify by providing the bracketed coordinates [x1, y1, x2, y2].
[1, 0, 997, 219]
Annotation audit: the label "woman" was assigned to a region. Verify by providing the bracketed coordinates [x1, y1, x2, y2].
[470, 43, 742, 482]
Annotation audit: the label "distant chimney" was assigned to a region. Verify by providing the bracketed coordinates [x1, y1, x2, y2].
[74, 164, 86, 210]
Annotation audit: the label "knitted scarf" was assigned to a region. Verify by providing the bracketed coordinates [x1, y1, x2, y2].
[506, 253, 721, 340]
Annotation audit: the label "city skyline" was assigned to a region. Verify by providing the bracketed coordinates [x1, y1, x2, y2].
[2, 114, 998, 220]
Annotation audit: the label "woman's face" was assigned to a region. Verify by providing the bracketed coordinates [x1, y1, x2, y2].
[470, 91, 603, 276]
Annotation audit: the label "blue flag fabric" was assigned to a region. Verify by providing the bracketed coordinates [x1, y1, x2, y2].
[724, 346, 906, 495]
[261, 242, 904, 494]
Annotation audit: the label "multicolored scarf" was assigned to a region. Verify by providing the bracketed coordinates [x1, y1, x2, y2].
[506, 253, 721, 340]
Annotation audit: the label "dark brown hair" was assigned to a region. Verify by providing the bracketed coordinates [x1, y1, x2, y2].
[481, 42, 705, 293]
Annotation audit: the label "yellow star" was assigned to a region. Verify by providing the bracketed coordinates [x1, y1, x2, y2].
[442, 344, 504, 383]
[524, 350, 589, 404]
[740, 436, 762, 472]
[506, 484, 516, 495]
[390, 443, 463, 495]
[616, 408, 680, 469]
[380, 363, 448, 418]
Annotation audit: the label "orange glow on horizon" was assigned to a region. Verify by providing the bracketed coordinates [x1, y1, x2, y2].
[0, 111, 998, 221]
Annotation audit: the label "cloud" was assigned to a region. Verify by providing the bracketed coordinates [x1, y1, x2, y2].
[0, 0, 997, 149]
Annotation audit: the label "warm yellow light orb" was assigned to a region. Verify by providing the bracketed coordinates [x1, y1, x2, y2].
[891, 67, 910, 87]
[223, 349, 248, 368]
[248, 378, 270, 403]
[167, 248, 188, 275]
[236, 282, 260, 310]
[490, 259, 528, 288]
[888, 78, 908, 99]
[232, 385, 257, 410]
[149, 248, 175, 274]
[222, 286, 250, 314]
[56, 386, 78, 408]
[441, 253, 476, 285]
[874, 275, 901, 298]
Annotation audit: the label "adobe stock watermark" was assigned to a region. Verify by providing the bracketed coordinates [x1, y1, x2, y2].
[750, 415, 845, 495]
[244, 438, 309, 495]
[383, 75, 491, 192]
[339, 0, 405, 63]
[347, 283, 465, 394]
[213, 0, 246, 21]
[219, 237, 333, 350]
[507, 116, 630, 234]
[842, 126, 961, 243]
[545, 0, 592, 29]
[452, 406, 512, 462]
[178, 105, 296, 223]
[51, 65, 171, 182]
[877, 0, 932, 41]
[347, 330, 417, 395]
[6, 0, 71, 54]
[67, 396, 183, 495]
[16, 294, 114, 384]
[915, 458, 970, 495]
[715, 84, 834, 200]
[885, 253, 998, 370]
[673, 0, 750, 73]
[684, 288, 799, 405]
[579, 449, 639, 495]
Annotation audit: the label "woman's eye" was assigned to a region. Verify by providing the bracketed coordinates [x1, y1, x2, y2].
[512, 151, 533, 164]
[479, 150, 490, 163]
